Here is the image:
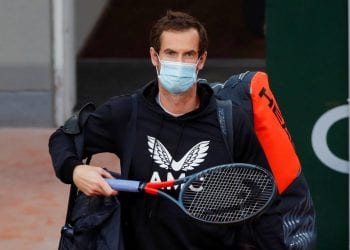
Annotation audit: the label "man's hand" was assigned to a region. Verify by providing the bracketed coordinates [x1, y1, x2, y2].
[73, 164, 118, 196]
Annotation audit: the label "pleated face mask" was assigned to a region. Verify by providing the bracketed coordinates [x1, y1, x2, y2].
[157, 58, 199, 94]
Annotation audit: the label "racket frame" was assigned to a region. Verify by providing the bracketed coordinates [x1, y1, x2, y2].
[106, 163, 276, 224]
[178, 163, 276, 224]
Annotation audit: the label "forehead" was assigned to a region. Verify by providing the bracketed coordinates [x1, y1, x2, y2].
[159, 28, 200, 52]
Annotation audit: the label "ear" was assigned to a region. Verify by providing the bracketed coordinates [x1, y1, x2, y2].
[197, 51, 207, 71]
[150, 47, 159, 67]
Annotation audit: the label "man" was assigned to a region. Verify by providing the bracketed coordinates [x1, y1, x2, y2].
[49, 11, 314, 250]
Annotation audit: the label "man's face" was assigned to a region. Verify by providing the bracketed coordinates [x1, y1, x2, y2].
[150, 28, 207, 70]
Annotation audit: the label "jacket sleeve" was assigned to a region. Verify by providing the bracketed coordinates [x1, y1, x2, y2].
[48, 127, 84, 184]
[48, 96, 129, 184]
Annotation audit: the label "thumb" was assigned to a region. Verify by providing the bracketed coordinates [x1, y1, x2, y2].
[100, 168, 114, 179]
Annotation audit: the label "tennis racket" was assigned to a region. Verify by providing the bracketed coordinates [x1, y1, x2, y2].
[106, 163, 276, 224]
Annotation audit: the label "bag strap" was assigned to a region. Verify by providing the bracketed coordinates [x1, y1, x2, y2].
[121, 93, 138, 178]
[216, 99, 234, 162]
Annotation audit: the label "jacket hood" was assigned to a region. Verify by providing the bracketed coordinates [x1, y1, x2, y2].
[138, 79, 217, 121]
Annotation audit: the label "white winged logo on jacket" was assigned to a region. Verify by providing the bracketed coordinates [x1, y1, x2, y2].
[147, 136, 210, 172]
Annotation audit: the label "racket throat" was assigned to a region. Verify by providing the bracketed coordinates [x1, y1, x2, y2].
[142, 180, 177, 195]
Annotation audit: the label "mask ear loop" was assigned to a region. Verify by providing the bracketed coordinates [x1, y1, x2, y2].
[195, 55, 204, 74]
[155, 54, 161, 76]
[194, 56, 202, 76]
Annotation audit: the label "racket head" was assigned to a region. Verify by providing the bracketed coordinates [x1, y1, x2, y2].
[178, 163, 276, 224]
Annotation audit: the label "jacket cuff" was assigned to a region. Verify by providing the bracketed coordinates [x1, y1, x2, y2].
[61, 157, 83, 184]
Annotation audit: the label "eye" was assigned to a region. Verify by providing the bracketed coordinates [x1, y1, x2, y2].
[164, 50, 177, 57]
[184, 52, 195, 58]
[183, 51, 199, 62]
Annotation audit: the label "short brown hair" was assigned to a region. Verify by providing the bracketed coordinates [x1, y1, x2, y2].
[149, 10, 208, 57]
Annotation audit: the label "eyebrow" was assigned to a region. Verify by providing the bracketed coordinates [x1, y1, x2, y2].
[185, 50, 198, 55]
[163, 48, 177, 54]
[163, 49, 198, 55]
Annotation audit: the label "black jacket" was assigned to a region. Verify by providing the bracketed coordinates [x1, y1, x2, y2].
[49, 81, 315, 250]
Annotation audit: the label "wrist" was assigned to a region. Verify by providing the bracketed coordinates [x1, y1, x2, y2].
[61, 157, 83, 184]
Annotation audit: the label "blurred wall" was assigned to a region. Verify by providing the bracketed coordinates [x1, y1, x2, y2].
[266, 0, 348, 249]
[0, 0, 108, 126]
[75, 0, 109, 53]
[0, 0, 52, 126]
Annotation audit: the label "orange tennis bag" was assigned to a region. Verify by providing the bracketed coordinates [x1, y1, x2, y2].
[214, 71, 300, 193]
[209, 71, 316, 249]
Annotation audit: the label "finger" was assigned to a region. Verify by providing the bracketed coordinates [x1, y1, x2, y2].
[100, 170, 119, 196]
[75, 166, 118, 196]
[100, 179, 118, 196]
[100, 169, 114, 179]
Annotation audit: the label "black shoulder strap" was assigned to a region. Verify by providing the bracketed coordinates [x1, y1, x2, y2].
[212, 71, 253, 162]
[216, 99, 234, 162]
[120, 93, 138, 178]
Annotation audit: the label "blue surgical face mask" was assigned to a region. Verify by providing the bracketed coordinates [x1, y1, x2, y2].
[157, 56, 199, 94]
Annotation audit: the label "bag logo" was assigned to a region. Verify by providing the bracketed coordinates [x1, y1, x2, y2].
[259, 86, 292, 141]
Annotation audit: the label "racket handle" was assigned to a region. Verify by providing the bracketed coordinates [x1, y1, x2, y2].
[106, 179, 141, 192]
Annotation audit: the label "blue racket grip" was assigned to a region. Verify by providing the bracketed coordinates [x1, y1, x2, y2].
[106, 179, 141, 192]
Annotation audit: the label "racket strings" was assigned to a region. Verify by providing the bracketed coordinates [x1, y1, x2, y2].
[181, 166, 274, 223]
